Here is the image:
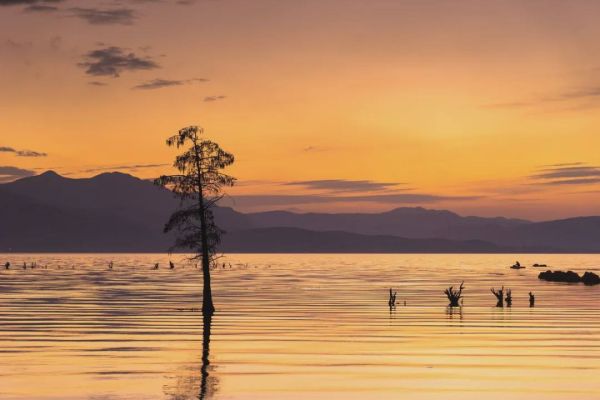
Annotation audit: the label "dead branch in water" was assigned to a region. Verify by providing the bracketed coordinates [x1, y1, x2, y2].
[444, 281, 464, 307]
[491, 286, 504, 307]
[529, 292, 535, 307]
[388, 288, 397, 309]
[505, 288, 512, 307]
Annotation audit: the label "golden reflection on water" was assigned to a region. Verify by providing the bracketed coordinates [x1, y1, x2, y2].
[0, 253, 599, 399]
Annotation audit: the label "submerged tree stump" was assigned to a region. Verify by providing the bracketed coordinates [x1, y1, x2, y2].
[444, 281, 464, 307]
[491, 286, 504, 307]
[388, 288, 397, 309]
[505, 289, 512, 307]
[529, 292, 535, 307]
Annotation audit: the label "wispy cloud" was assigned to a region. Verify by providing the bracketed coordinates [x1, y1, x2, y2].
[132, 77, 208, 90]
[284, 179, 406, 193]
[1, 0, 63, 14]
[24, 3, 59, 12]
[0, 146, 47, 157]
[488, 84, 600, 110]
[80, 163, 168, 174]
[539, 178, 600, 186]
[16, 150, 47, 157]
[0, 165, 35, 183]
[0, 0, 63, 6]
[133, 78, 183, 90]
[540, 162, 585, 168]
[204, 95, 226, 102]
[530, 163, 600, 185]
[557, 87, 600, 101]
[127, 0, 197, 4]
[79, 46, 159, 78]
[69, 7, 136, 25]
[302, 145, 332, 153]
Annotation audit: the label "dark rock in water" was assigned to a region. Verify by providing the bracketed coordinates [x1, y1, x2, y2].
[532, 263, 547, 267]
[581, 271, 600, 285]
[538, 270, 581, 283]
[539, 270, 600, 285]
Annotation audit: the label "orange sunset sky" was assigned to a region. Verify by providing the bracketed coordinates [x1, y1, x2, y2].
[2, 0, 600, 220]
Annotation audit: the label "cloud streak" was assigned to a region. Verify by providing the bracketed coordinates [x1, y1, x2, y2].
[80, 163, 169, 174]
[0, 146, 47, 157]
[530, 163, 600, 185]
[204, 95, 226, 102]
[69, 7, 136, 25]
[132, 77, 208, 90]
[488, 84, 600, 110]
[0, 0, 63, 6]
[0, 166, 36, 183]
[302, 146, 331, 152]
[79, 46, 159, 77]
[284, 179, 406, 193]
[24, 4, 58, 12]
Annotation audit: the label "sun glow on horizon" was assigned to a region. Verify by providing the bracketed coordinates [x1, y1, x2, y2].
[2, 0, 600, 220]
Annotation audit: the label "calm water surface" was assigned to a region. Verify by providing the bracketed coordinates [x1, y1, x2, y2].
[0, 253, 599, 400]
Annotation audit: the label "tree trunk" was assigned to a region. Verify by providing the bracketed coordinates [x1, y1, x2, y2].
[198, 187, 215, 315]
[201, 249, 215, 315]
[194, 137, 215, 316]
[199, 181, 215, 315]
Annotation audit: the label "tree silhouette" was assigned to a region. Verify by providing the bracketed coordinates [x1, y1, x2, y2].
[156, 125, 235, 315]
[491, 287, 504, 307]
[444, 281, 464, 307]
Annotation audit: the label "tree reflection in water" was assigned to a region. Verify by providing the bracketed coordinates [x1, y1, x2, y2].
[164, 313, 218, 399]
[199, 313, 215, 400]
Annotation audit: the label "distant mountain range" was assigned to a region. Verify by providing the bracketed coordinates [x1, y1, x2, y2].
[1, 171, 599, 253]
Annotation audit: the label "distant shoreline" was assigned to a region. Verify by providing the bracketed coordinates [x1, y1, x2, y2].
[3, 251, 600, 255]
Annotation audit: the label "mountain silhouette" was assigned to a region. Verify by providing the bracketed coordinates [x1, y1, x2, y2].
[244, 207, 529, 241]
[1, 171, 599, 252]
[220, 227, 502, 253]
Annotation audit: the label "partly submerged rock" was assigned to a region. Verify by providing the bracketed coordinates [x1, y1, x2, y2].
[532, 263, 547, 267]
[581, 271, 600, 285]
[538, 270, 600, 285]
[538, 270, 581, 283]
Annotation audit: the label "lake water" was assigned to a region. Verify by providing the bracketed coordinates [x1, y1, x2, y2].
[0, 253, 599, 400]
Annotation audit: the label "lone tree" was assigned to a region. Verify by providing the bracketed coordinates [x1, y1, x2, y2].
[155, 125, 235, 315]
